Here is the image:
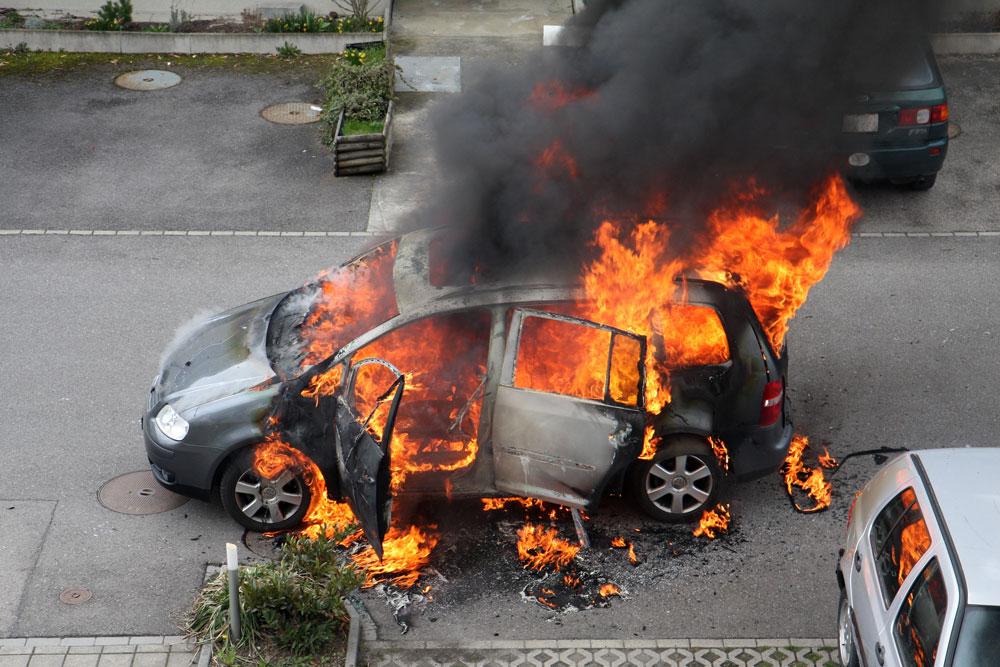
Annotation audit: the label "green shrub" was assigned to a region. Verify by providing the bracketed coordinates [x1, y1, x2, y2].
[276, 41, 303, 59]
[318, 43, 395, 142]
[0, 11, 23, 28]
[142, 24, 170, 32]
[85, 0, 133, 31]
[187, 530, 362, 658]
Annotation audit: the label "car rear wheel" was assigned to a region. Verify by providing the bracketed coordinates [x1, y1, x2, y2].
[220, 450, 312, 532]
[630, 436, 721, 523]
[838, 590, 860, 667]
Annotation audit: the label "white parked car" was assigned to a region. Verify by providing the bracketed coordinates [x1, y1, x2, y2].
[836, 448, 1000, 667]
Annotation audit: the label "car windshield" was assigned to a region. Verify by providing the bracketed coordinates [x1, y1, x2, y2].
[267, 241, 400, 378]
[952, 605, 1000, 665]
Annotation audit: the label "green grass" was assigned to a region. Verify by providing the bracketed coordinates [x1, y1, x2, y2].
[0, 50, 340, 78]
[341, 118, 384, 135]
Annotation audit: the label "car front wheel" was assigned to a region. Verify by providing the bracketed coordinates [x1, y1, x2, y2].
[630, 436, 722, 523]
[838, 590, 860, 667]
[220, 450, 312, 532]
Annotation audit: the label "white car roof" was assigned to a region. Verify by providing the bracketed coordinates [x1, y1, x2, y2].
[913, 447, 1000, 606]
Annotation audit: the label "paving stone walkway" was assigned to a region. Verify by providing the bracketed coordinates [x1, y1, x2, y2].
[362, 639, 840, 667]
[0, 638, 205, 667]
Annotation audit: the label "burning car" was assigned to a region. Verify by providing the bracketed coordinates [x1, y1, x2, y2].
[143, 226, 793, 549]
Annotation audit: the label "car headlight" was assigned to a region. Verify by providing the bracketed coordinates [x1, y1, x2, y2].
[154, 404, 189, 441]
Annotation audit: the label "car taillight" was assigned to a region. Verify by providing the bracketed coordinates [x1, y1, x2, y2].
[759, 379, 783, 427]
[899, 104, 948, 126]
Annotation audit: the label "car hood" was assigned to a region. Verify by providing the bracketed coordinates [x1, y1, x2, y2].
[154, 293, 285, 413]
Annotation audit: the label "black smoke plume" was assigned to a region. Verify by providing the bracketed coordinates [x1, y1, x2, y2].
[413, 0, 937, 278]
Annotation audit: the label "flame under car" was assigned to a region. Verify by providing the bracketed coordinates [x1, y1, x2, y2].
[143, 228, 793, 552]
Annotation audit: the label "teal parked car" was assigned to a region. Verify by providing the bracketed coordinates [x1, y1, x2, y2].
[838, 37, 949, 190]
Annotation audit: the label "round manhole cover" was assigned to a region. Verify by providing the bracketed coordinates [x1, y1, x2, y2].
[98, 471, 188, 514]
[114, 70, 183, 91]
[244, 531, 283, 560]
[261, 102, 323, 125]
[948, 121, 961, 139]
[60, 588, 92, 604]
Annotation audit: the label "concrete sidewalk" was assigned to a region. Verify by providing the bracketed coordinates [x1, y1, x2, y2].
[0, 637, 205, 667]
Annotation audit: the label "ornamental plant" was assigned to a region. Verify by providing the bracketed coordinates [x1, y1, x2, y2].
[318, 43, 396, 140]
[85, 0, 132, 31]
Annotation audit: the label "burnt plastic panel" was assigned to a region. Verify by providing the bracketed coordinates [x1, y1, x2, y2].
[492, 309, 646, 509]
[334, 359, 404, 559]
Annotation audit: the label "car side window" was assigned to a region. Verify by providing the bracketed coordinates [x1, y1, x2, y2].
[352, 310, 491, 483]
[512, 311, 643, 407]
[894, 558, 947, 667]
[870, 487, 932, 605]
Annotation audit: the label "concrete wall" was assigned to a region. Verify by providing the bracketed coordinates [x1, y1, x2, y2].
[14, 0, 390, 23]
[0, 27, 384, 53]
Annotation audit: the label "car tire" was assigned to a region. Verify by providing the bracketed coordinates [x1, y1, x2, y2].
[837, 590, 860, 667]
[908, 174, 936, 191]
[630, 436, 722, 523]
[219, 450, 312, 532]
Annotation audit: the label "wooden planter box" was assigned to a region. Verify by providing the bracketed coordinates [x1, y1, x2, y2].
[332, 101, 394, 176]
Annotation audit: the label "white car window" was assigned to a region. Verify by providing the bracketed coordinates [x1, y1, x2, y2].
[870, 487, 932, 605]
[894, 558, 947, 667]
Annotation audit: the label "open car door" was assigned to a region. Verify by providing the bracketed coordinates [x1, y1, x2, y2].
[492, 308, 646, 509]
[335, 358, 404, 559]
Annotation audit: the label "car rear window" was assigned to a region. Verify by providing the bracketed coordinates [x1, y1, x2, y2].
[870, 487, 933, 605]
[952, 605, 1000, 665]
[842, 39, 939, 90]
[894, 558, 947, 667]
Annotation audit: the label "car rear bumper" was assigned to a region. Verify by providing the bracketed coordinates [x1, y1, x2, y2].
[729, 420, 795, 482]
[841, 138, 948, 182]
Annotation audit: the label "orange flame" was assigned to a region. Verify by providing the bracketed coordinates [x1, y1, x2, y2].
[482, 497, 546, 512]
[529, 80, 595, 113]
[895, 489, 931, 587]
[693, 503, 731, 538]
[352, 524, 439, 590]
[781, 435, 836, 512]
[710, 437, 730, 473]
[610, 537, 626, 548]
[627, 542, 638, 565]
[599, 583, 621, 598]
[516, 524, 580, 571]
[563, 574, 580, 588]
[579, 176, 859, 458]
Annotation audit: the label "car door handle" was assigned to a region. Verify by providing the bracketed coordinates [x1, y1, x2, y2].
[875, 641, 885, 665]
[854, 551, 862, 572]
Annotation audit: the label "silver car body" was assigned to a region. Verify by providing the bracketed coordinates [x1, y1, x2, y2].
[836, 447, 1000, 667]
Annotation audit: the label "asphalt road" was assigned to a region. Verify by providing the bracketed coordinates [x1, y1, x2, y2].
[0, 66, 371, 233]
[1, 53, 999, 641]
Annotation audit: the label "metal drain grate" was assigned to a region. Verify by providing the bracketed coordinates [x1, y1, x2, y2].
[261, 102, 323, 125]
[114, 70, 183, 91]
[98, 471, 188, 514]
[60, 588, 92, 604]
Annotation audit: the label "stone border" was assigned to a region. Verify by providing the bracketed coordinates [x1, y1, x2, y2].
[0, 27, 383, 54]
[931, 32, 1000, 55]
[0, 229, 383, 236]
